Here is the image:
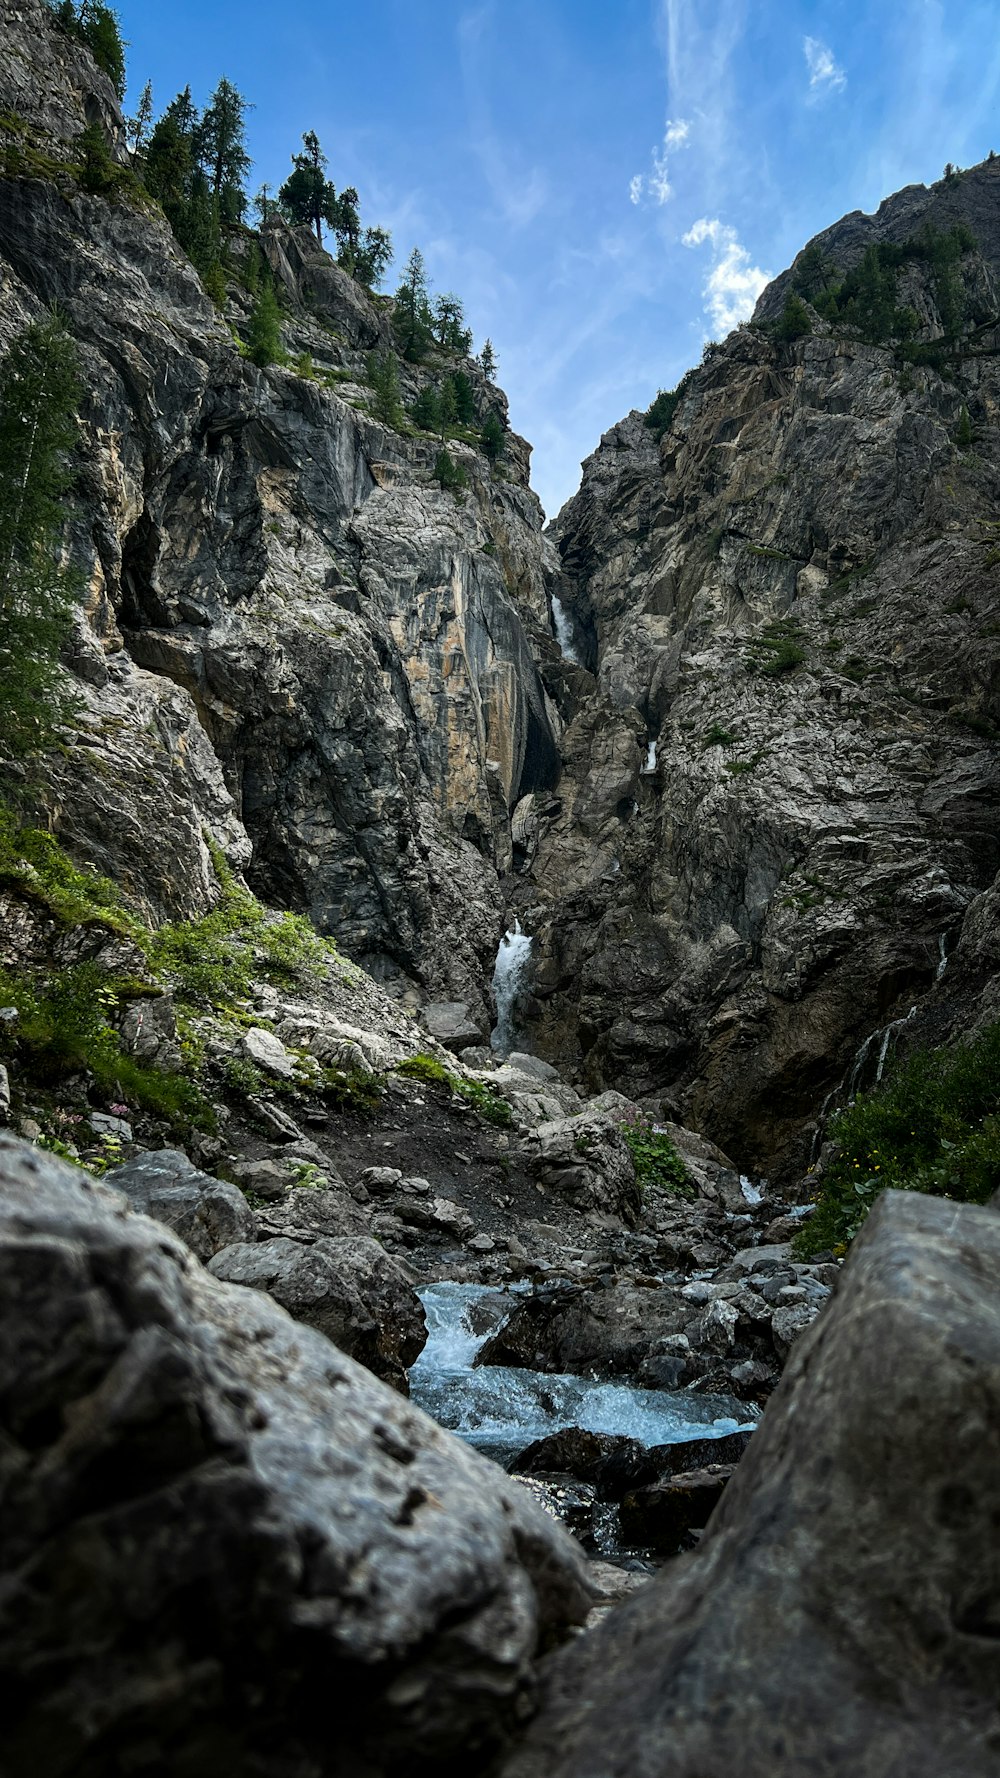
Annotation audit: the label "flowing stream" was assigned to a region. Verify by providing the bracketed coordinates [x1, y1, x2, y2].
[490, 920, 533, 1056]
[409, 1282, 755, 1470]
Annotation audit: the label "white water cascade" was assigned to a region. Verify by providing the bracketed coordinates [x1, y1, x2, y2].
[641, 740, 657, 774]
[408, 1283, 756, 1470]
[490, 919, 533, 1056]
[551, 595, 582, 664]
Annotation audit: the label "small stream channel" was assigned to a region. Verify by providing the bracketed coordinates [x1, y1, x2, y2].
[409, 1282, 755, 1471]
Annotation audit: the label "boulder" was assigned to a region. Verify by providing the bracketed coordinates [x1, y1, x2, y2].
[0, 1135, 592, 1775]
[529, 1110, 641, 1225]
[501, 1191, 1000, 1778]
[619, 1465, 735, 1554]
[421, 1000, 486, 1051]
[242, 1026, 298, 1080]
[207, 1234, 426, 1391]
[392, 1194, 475, 1241]
[106, 1148, 256, 1261]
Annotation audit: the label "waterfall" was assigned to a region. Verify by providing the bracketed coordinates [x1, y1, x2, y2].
[936, 930, 950, 981]
[641, 740, 657, 774]
[490, 919, 533, 1056]
[551, 595, 582, 664]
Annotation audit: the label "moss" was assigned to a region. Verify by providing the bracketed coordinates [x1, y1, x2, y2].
[394, 1052, 512, 1125]
[797, 1022, 1000, 1257]
[395, 1052, 451, 1086]
[0, 806, 141, 936]
[619, 1114, 695, 1198]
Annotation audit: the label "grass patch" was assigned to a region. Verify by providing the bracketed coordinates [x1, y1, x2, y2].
[796, 1022, 1000, 1257]
[394, 1052, 512, 1126]
[619, 1112, 696, 1198]
[702, 723, 737, 748]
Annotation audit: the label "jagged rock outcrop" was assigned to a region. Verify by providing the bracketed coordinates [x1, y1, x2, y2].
[501, 1189, 1000, 1778]
[0, 1135, 592, 1774]
[519, 162, 1000, 1177]
[0, 0, 559, 1022]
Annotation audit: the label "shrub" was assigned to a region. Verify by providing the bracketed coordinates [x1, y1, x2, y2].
[395, 1052, 451, 1086]
[619, 1111, 695, 1198]
[796, 1022, 1000, 1256]
[702, 723, 737, 748]
[775, 293, 813, 342]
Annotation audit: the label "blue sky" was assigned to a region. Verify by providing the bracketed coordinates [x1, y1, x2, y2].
[116, 0, 1000, 518]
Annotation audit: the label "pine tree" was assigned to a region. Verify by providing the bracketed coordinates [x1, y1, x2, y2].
[197, 78, 251, 224]
[433, 292, 472, 355]
[956, 403, 973, 451]
[393, 247, 433, 362]
[0, 315, 81, 756]
[53, 2, 126, 100]
[480, 408, 505, 463]
[367, 351, 403, 428]
[479, 338, 497, 381]
[246, 279, 282, 367]
[410, 383, 441, 432]
[452, 369, 475, 424]
[433, 448, 467, 494]
[279, 132, 337, 244]
[335, 185, 361, 271]
[127, 80, 154, 159]
[439, 376, 458, 437]
[355, 226, 393, 289]
[78, 121, 117, 194]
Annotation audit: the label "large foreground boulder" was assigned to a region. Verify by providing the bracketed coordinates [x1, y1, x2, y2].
[0, 1136, 592, 1776]
[207, 1232, 427, 1392]
[501, 1190, 1000, 1777]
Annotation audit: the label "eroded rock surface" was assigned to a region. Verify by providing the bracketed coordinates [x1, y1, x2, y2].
[501, 1190, 1000, 1778]
[0, 1135, 592, 1775]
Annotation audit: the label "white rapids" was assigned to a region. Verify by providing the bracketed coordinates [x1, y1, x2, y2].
[409, 1283, 756, 1468]
[490, 919, 533, 1056]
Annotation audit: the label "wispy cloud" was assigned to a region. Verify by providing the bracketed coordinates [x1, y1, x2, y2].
[458, 5, 549, 226]
[630, 115, 690, 205]
[803, 36, 846, 95]
[682, 218, 771, 334]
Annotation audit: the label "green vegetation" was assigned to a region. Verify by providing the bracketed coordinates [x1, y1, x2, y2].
[393, 1052, 513, 1127]
[955, 403, 973, 451]
[433, 449, 468, 494]
[775, 292, 813, 342]
[702, 723, 737, 747]
[480, 409, 506, 464]
[0, 315, 81, 757]
[619, 1113, 695, 1198]
[479, 338, 497, 381]
[0, 805, 134, 931]
[792, 224, 976, 354]
[246, 278, 282, 367]
[796, 1022, 1000, 1257]
[644, 373, 693, 441]
[50, 0, 126, 98]
[747, 621, 807, 677]
[367, 350, 403, 427]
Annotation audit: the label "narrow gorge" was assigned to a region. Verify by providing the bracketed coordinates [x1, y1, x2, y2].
[0, 4, 998, 1774]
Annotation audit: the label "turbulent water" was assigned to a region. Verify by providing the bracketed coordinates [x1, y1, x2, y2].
[490, 920, 533, 1056]
[551, 594, 582, 664]
[409, 1283, 756, 1468]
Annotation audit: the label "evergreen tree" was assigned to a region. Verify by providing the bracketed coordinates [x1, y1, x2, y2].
[355, 226, 393, 289]
[246, 279, 282, 367]
[410, 382, 441, 432]
[439, 375, 458, 437]
[433, 292, 472, 355]
[52, 2, 126, 100]
[956, 403, 973, 451]
[143, 93, 223, 296]
[393, 247, 433, 362]
[196, 78, 251, 224]
[452, 369, 475, 424]
[480, 408, 505, 463]
[433, 448, 467, 494]
[77, 121, 117, 194]
[279, 132, 337, 244]
[367, 351, 403, 427]
[127, 79, 154, 159]
[0, 315, 81, 756]
[334, 185, 361, 270]
[479, 338, 497, 381]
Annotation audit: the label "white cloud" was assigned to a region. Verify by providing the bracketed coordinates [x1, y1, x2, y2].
[630, 116, 690, 205]
[803, 36, 846, 94]
[682, 218, 772, 334]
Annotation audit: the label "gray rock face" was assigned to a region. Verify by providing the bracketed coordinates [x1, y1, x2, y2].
[0, 1135, 592, 1774]
[106, 1147, 257, 1260]
[530, 1108, 641, 1225]
[502, 1190, 1000, 1778]
[207, 1233, 427, 1391]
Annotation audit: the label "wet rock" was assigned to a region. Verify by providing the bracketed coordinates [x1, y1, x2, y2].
[501, 1190, 1000, 1778]
[619, 1465, 734, 1554]
[207, 1233, 427, 1391]
[106, 1148, 256, 1261]
[510, 1473, 597, 1539]
[514, 1429, 649, 1494]
[0, 1134, 592, 1775]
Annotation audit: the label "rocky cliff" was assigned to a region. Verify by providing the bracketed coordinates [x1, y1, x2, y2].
[0, 0, 558, 1032]
[523, 165, 1000, 1178]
